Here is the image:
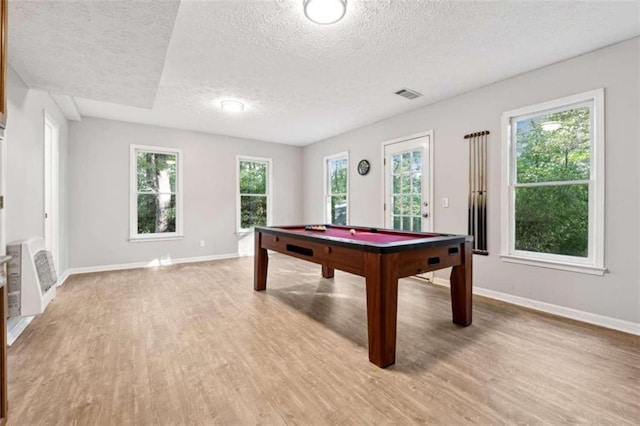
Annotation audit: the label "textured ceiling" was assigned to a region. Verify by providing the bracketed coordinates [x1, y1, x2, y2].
[8, 0, 180, 108]
[9, 0, 640, 145]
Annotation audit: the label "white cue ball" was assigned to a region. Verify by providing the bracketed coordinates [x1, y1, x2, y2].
[350, 229, 356, 235]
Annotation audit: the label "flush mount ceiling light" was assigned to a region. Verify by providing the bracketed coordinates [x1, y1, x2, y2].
[221, 100, 244, 113]
[541, 121, 562, 131]
[304, 0, 347, 25]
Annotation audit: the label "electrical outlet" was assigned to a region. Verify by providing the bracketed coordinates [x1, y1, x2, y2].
[442, 197, 449, 208]
[199, 240, 205, 248]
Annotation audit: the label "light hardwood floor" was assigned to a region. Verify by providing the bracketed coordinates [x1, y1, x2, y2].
[7, 255, 640, 425]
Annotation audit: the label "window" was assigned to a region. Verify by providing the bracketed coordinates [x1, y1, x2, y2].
[501, 89, 605, 275]
[130, 145, 183, 241]
[389, 148, 423, 232]
[237, 156, 272, 231]
[324, 152, 348, 225]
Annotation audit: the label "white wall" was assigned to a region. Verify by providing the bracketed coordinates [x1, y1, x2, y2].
[5, 66, 70, 273]
[68, 118, 303, 268]
[302, 38, 640, 325]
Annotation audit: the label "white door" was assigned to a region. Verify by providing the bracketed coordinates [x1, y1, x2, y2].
[383, 132, 433, 232]
[384, 132, 434, 281]
[44, 113, 59, 272]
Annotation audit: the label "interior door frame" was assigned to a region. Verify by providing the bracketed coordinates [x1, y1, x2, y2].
[43, 111, 59, 272]
[380, 130, 434, 232]
[0, 128, 5, 255]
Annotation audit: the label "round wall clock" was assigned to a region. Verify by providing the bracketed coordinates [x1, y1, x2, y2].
[358, 160, 371, 176]
[357, 159, 371, 176]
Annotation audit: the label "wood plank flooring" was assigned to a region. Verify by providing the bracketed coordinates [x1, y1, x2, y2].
[6, 254, 640, 425]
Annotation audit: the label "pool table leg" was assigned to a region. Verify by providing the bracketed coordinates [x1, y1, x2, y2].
[254, 232, 268, 291]
[364, 252, 399, 368]
[321, 266, 334, 278]
[450, 240, 472, 326]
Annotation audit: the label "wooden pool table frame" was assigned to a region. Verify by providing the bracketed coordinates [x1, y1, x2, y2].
[253, 225, 473, 368]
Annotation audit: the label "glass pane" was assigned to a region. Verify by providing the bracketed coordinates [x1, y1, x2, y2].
[412, 217, 421, 231]
[515, 184, 588, 257]
[330, 195, 347, 225]
[330, 158, 348, 194]
[239, 161, 267, 194]
[393, 216, 401, 230]
[412, 173, 422, 194]
[515, 106, 590, 184]
[392, 154, 401, 174]
[392, 196, 401, 215]
[411, 195, 421, 216]
[401, 152, 411, 173]
[400, 195, 410, 215]
[401, 216, 411, 231]
[137, 194, 176, 234]
[137, 152, 177, 193]
[393, 175, 401, 194]
[401, 175, 411, 194]
[240, 195, 268, 229]
[411, 150, 422, 173]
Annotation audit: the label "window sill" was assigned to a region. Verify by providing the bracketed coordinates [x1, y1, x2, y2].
[236, 227, 271, 235]
[129, 235, 184, 243]
[500, 254, 606, 276]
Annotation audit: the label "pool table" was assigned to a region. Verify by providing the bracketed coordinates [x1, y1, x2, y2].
[253, 224, 473, 368]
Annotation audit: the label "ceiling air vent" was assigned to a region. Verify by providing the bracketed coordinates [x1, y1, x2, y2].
[395, 88, 422, 100]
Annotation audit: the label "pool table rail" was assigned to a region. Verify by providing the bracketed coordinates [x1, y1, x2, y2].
[254, 224, 470, 254]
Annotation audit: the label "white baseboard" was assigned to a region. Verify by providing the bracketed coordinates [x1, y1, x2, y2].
[57, 270, 70, 287]
[430, 277, 640, 336]
[7, 316, 34, 346]
[63, 252, 239, 276]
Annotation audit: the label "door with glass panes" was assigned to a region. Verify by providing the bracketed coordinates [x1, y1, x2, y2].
[383, 134, 432, 233]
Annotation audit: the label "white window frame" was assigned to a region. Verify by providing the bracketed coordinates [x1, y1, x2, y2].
[129, 144, 184, 242]
[323, 151, 349, 225]
[236, 155, 273, 233]
[500, 89, 605, 275]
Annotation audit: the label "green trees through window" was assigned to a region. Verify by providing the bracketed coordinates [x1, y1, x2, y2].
[327, 156, 347, 225]
[391, 150, 422, 231]
[136, 151, 177, 234]
[513, 106, 591, 257]
[239, 160, 269, 229]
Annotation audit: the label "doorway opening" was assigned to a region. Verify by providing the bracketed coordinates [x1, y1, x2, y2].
[44, 112, 59, 273]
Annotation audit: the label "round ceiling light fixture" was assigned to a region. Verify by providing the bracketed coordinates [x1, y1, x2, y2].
[303, 0, 347, 25]
[221, 100, 245, 113]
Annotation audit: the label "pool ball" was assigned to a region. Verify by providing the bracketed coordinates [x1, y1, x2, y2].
[349, 229, 356, 235]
